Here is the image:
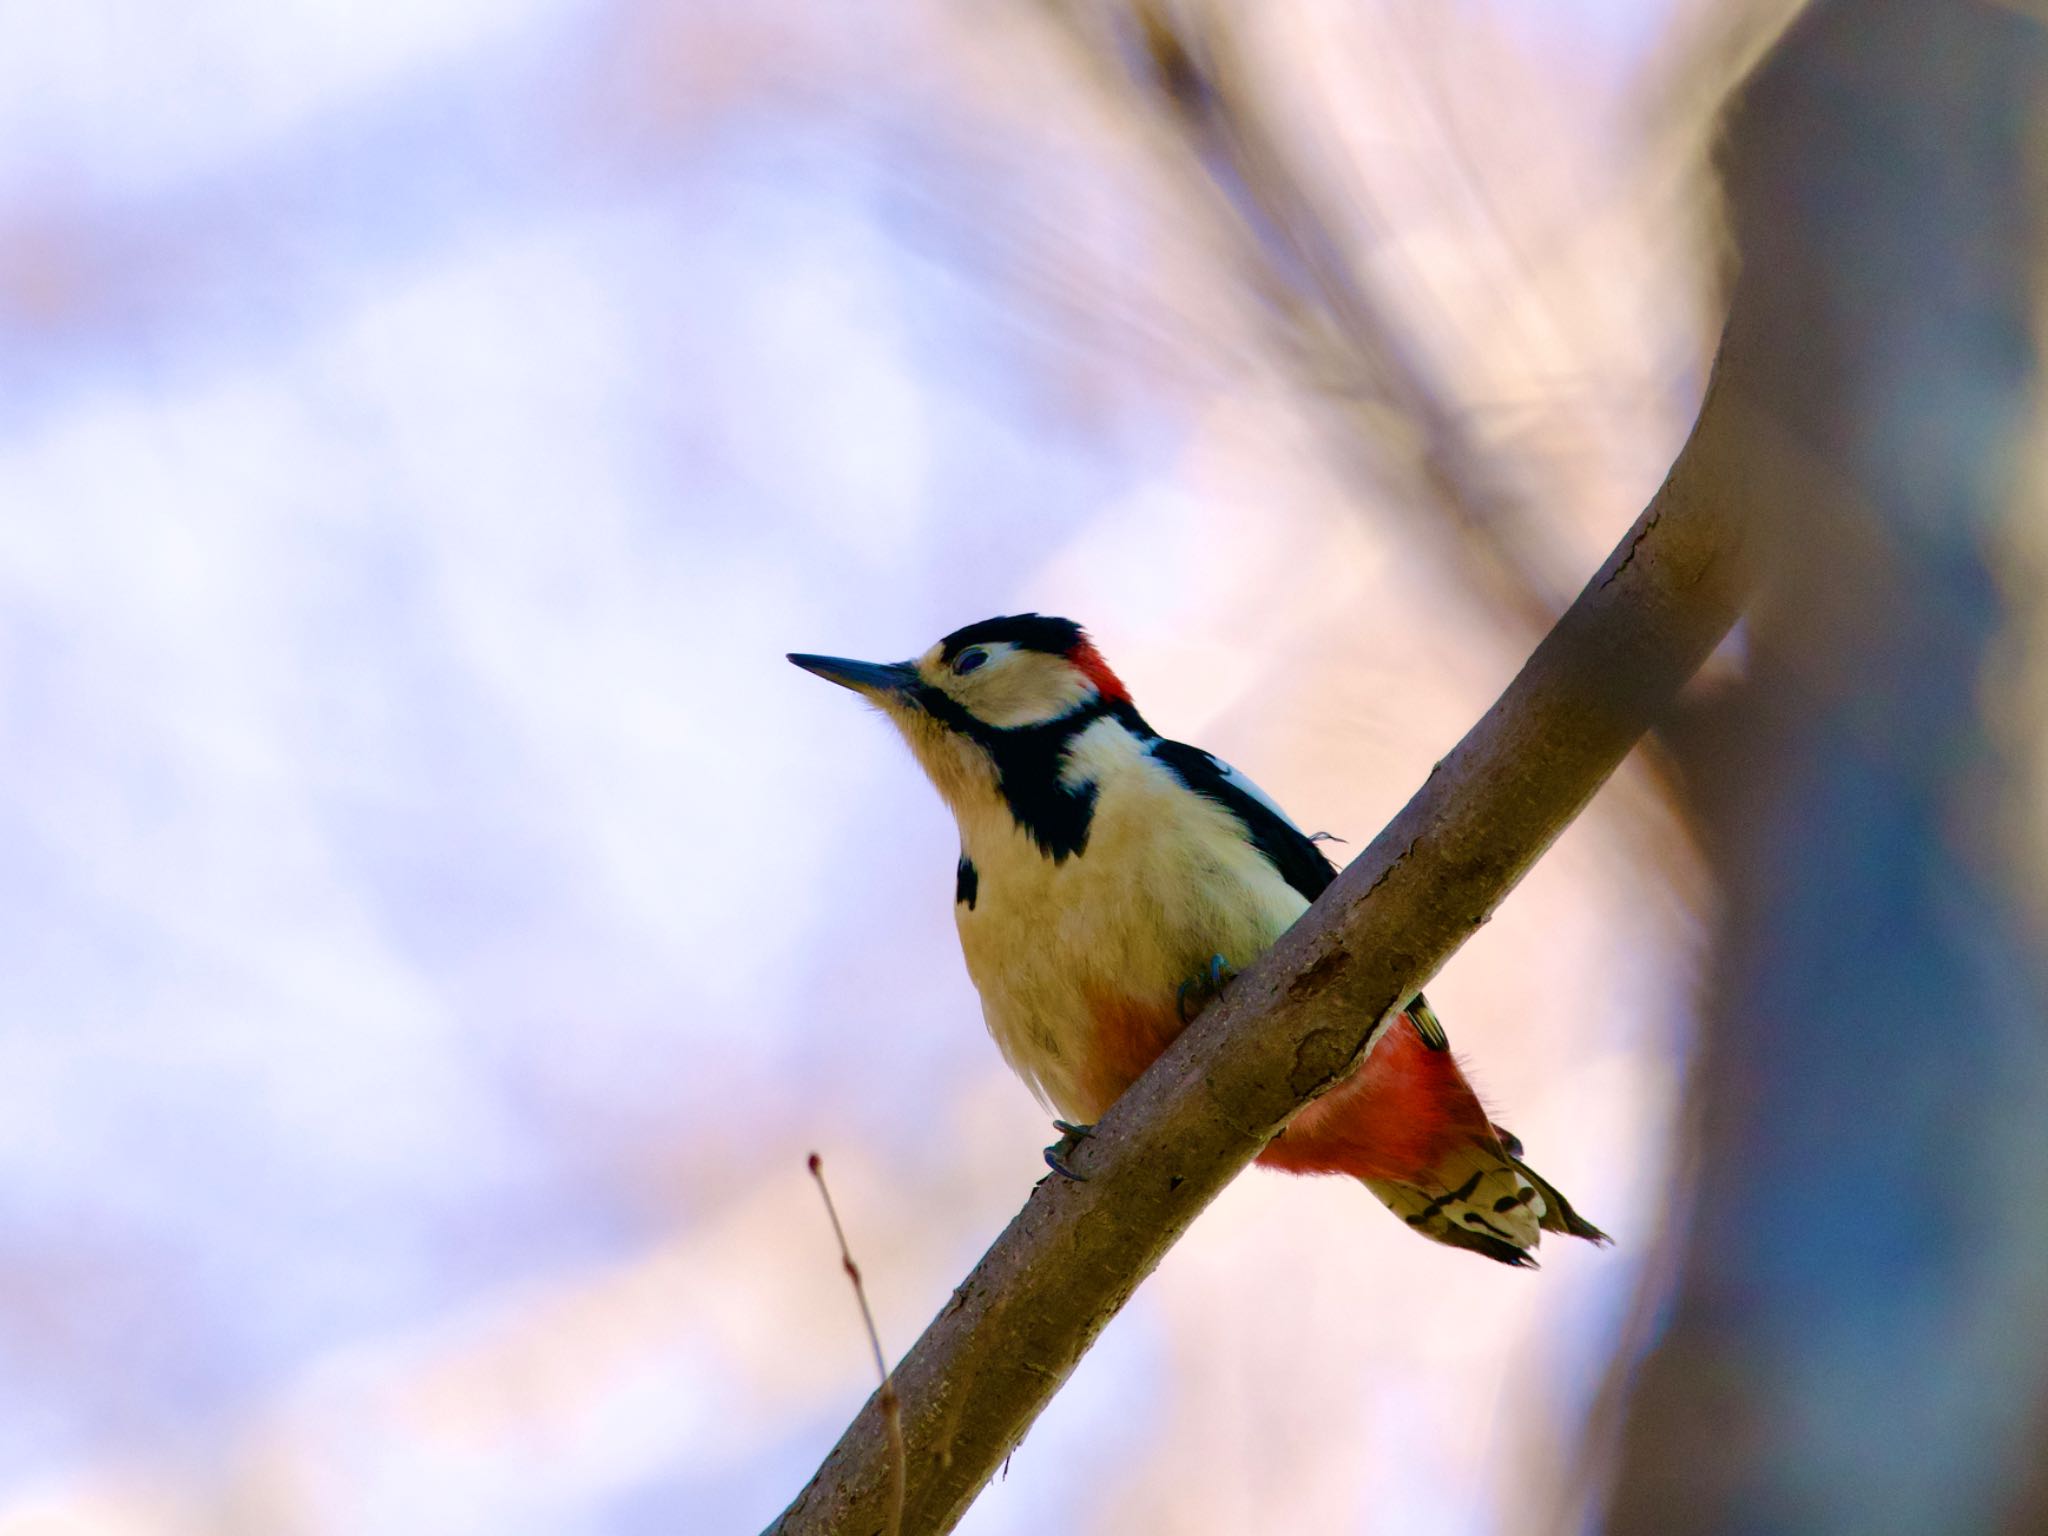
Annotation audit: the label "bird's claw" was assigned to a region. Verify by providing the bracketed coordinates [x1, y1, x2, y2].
[1177, 953, 1238, 1022]
[1043, 1119, 1095, 1181]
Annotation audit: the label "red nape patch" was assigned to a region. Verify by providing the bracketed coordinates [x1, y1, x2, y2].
[1065, 637, 1129, 702]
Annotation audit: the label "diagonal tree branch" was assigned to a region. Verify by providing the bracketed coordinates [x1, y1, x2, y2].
[765, 343, 1763, 1536]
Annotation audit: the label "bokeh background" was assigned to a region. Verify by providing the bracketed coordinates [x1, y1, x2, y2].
[0, 2, 1809, 1532]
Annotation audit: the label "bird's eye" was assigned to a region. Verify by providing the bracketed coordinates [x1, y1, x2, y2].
[953, 647, 989, 675]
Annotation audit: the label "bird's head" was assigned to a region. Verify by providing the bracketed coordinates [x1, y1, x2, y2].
[789, 613, 1138, 813]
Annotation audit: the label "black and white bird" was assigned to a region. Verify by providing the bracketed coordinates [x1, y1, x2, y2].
[790, 613, 1605, 1266]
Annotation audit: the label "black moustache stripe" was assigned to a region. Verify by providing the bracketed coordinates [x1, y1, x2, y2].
[911, 686, 1153, 862]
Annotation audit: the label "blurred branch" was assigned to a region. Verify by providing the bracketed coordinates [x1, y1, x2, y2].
[1631, 0, 1810, 324]
[1039, 0, 1568, 637]
[1034, 0, 1731, 871]
[764, 332, 1758, 1536]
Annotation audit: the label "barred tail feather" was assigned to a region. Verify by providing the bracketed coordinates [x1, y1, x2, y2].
[1509, 1148, 1611, 1244]
[1363, 1139, 1608, 1265]
[1363, 1136, 1550, 1268]
[1258, 1004, 1609, 1267]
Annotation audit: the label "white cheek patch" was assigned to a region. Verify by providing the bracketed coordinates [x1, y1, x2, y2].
[964, 655, 1096, 729]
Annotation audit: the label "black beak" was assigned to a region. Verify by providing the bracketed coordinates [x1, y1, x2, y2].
[787, 653, 918, 698]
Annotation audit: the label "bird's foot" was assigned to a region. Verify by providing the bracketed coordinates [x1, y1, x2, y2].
[1177, 953, 1238, 1023]
[1043, 1119, 1095, 1181]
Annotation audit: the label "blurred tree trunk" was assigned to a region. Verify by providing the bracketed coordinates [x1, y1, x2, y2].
[1606, 4, 2048, 1533]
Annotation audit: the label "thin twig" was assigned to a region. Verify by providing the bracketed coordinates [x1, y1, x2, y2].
[807, 1153, 906, 1536]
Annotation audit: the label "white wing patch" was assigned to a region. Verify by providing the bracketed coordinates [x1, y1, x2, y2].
[1205, 753, 1304, 833]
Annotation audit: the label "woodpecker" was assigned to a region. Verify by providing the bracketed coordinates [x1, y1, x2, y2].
[789, 614, 1606, 1266]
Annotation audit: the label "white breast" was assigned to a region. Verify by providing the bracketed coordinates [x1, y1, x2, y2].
[952, 720, 1308, 1119]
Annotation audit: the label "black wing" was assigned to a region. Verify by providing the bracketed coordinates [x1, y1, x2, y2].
[1148, 739, 1338, 904]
